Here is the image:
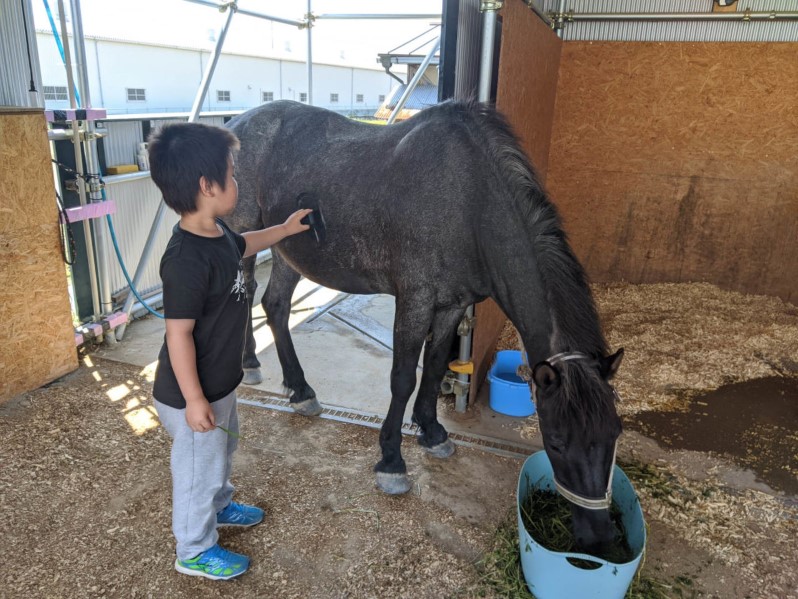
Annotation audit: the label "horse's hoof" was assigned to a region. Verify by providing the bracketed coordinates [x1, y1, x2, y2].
[423, 439, 456, 459]
[241, 368, 263, 385]
[291, 397, 322, 417]
[376, 472, 412, 495]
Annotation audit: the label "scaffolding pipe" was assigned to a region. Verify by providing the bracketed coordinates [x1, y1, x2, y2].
[452, 1, 502, 413]
[316, 14, 440, 20]
[386, 36, 440, 125]
[306, 0, 313, 105]
[525, 0, 553, 26]
[477, 5, 499, 105]
[57, 0, 102, 321]
[556, 0, 566, 37]
[189, 3, 236, 121]
[117, 3, 236, 339]
[70, 0, 115, 321]
[183, 0, 303, 27]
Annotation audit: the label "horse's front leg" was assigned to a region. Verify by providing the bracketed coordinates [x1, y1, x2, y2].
[263, 253, 321, 416]
[375, 295, 434, 495]
[241, 254, 263, 385]
[412, 307, 465, 458]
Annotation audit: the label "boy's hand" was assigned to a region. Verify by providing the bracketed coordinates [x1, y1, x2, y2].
[283, 208, 313, 236]
[185, 398, 216, 433]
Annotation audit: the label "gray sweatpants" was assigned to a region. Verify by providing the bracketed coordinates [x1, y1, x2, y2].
[154, 390, 239, 561]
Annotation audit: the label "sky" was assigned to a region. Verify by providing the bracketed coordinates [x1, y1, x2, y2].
[32, 0, 443, 70]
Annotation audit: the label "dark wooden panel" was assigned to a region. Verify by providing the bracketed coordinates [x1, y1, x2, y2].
[547, 42, 798, 303]
[496, 0, 562, 179]
[470, 0, 562, 403]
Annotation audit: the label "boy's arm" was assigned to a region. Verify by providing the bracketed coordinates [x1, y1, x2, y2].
[165, 318, 216, 432]
[242, 208, 312, 257]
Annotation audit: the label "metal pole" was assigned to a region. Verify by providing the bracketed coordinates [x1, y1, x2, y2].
[386, 36, 440, 125]
[453, 0, 501, 413]
[70, 0, 115, 322]
[189, 3, 236, 121]
[477, 2, 499, 105]
[117, 3, 236, 339]
[183, 0, 303, 27]
[114, 202, 168, 339]
[316, 14, 441, 20]
[306, 0, 313, 106]
[57, 0, 102, 321]
[525, 0, 552, 27]
[556, 0, 566, 37]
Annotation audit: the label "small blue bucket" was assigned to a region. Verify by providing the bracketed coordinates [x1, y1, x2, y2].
[488, 350, 535, 417]
[517, 452, 646, 599]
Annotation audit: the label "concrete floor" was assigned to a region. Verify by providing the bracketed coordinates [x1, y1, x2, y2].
[97, 261, 541, 453]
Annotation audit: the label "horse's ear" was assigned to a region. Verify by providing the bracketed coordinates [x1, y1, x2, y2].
[599, 348, 624, 380]
[532, 361, 560, 390]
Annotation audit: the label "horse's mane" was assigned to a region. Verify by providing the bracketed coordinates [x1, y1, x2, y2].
[433, 101, 614, 425]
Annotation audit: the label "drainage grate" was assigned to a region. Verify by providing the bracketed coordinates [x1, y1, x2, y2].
[237, 394, 533, 459]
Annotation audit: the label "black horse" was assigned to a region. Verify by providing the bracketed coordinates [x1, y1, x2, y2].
[224, 100, 624, 553]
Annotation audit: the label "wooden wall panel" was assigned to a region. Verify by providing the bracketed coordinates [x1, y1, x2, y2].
[547, 42, 798, 303]
[496, 0, 562, 179]
[0, 108, 78, 403]
[470, 0, 562, 403]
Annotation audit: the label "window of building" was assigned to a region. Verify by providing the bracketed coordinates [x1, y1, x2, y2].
[126, 88, 146, 102]
[299, 92, 308, 103]
[356, 94, 364, 103]
[378, 94, 386, 103]
[262, 91, 274, 102]
[43, 85, 68, 101]
[217, 90, 231, 102]
[330, 93, 339, 103]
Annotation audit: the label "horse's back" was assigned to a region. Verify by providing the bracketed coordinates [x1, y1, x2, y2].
[228, 101, 502, 301]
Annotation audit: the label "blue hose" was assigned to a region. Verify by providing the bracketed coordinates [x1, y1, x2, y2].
[103, 187, 164, 319]
[42, 0, 81, 106]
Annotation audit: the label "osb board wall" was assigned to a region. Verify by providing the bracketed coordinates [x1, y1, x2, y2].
[469, 0, 563, 402]
[0, 108, 78, 403]
[546, 42, 798, 303]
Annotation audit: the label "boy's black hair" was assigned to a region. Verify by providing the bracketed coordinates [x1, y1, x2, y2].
[148, 122, 240, 214]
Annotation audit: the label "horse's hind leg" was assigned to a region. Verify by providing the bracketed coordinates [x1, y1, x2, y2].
[375, 294, 434, 495]
[241, 254, 263, 384]
[263, 252, 321, 417]
[412, 307, 465, 458]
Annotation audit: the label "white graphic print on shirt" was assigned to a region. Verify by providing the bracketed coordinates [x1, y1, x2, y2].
[231, 261, 246, 302]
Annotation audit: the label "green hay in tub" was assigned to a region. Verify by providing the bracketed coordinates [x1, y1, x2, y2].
[520, 479, 634, 566]
[478, 509, 690, 599]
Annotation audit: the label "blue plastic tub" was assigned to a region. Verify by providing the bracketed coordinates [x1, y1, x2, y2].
[517, 451, 646, 599]
[488, 350, 535, 417]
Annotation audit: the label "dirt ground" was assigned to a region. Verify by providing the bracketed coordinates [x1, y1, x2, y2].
[2, 282, 797, 598]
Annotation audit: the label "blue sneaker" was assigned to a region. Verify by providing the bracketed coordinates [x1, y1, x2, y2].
[175, 544, 249, 580]
[217, 501, 264, 528]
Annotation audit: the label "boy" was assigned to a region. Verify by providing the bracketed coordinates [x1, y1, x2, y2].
[147, 122, 311, 580]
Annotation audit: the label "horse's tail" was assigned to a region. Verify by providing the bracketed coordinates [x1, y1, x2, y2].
[465, 101, 608, 355]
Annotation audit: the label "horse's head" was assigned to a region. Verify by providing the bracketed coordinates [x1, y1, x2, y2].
[531, 348, 624, 555]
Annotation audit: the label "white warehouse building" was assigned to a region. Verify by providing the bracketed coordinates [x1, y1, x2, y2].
[35, 30, 398, 116]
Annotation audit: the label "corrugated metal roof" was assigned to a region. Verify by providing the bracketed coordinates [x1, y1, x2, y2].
[385, 84, 438, 111]
[535, 0, 798, 42]
[1, 0, 44, 108]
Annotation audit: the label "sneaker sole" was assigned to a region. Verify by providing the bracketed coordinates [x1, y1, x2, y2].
[216, 516, 263, 528]
[175, 559, 247, 580]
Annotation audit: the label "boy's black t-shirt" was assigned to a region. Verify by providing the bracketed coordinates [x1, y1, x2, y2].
[153, 219, 249, 409]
